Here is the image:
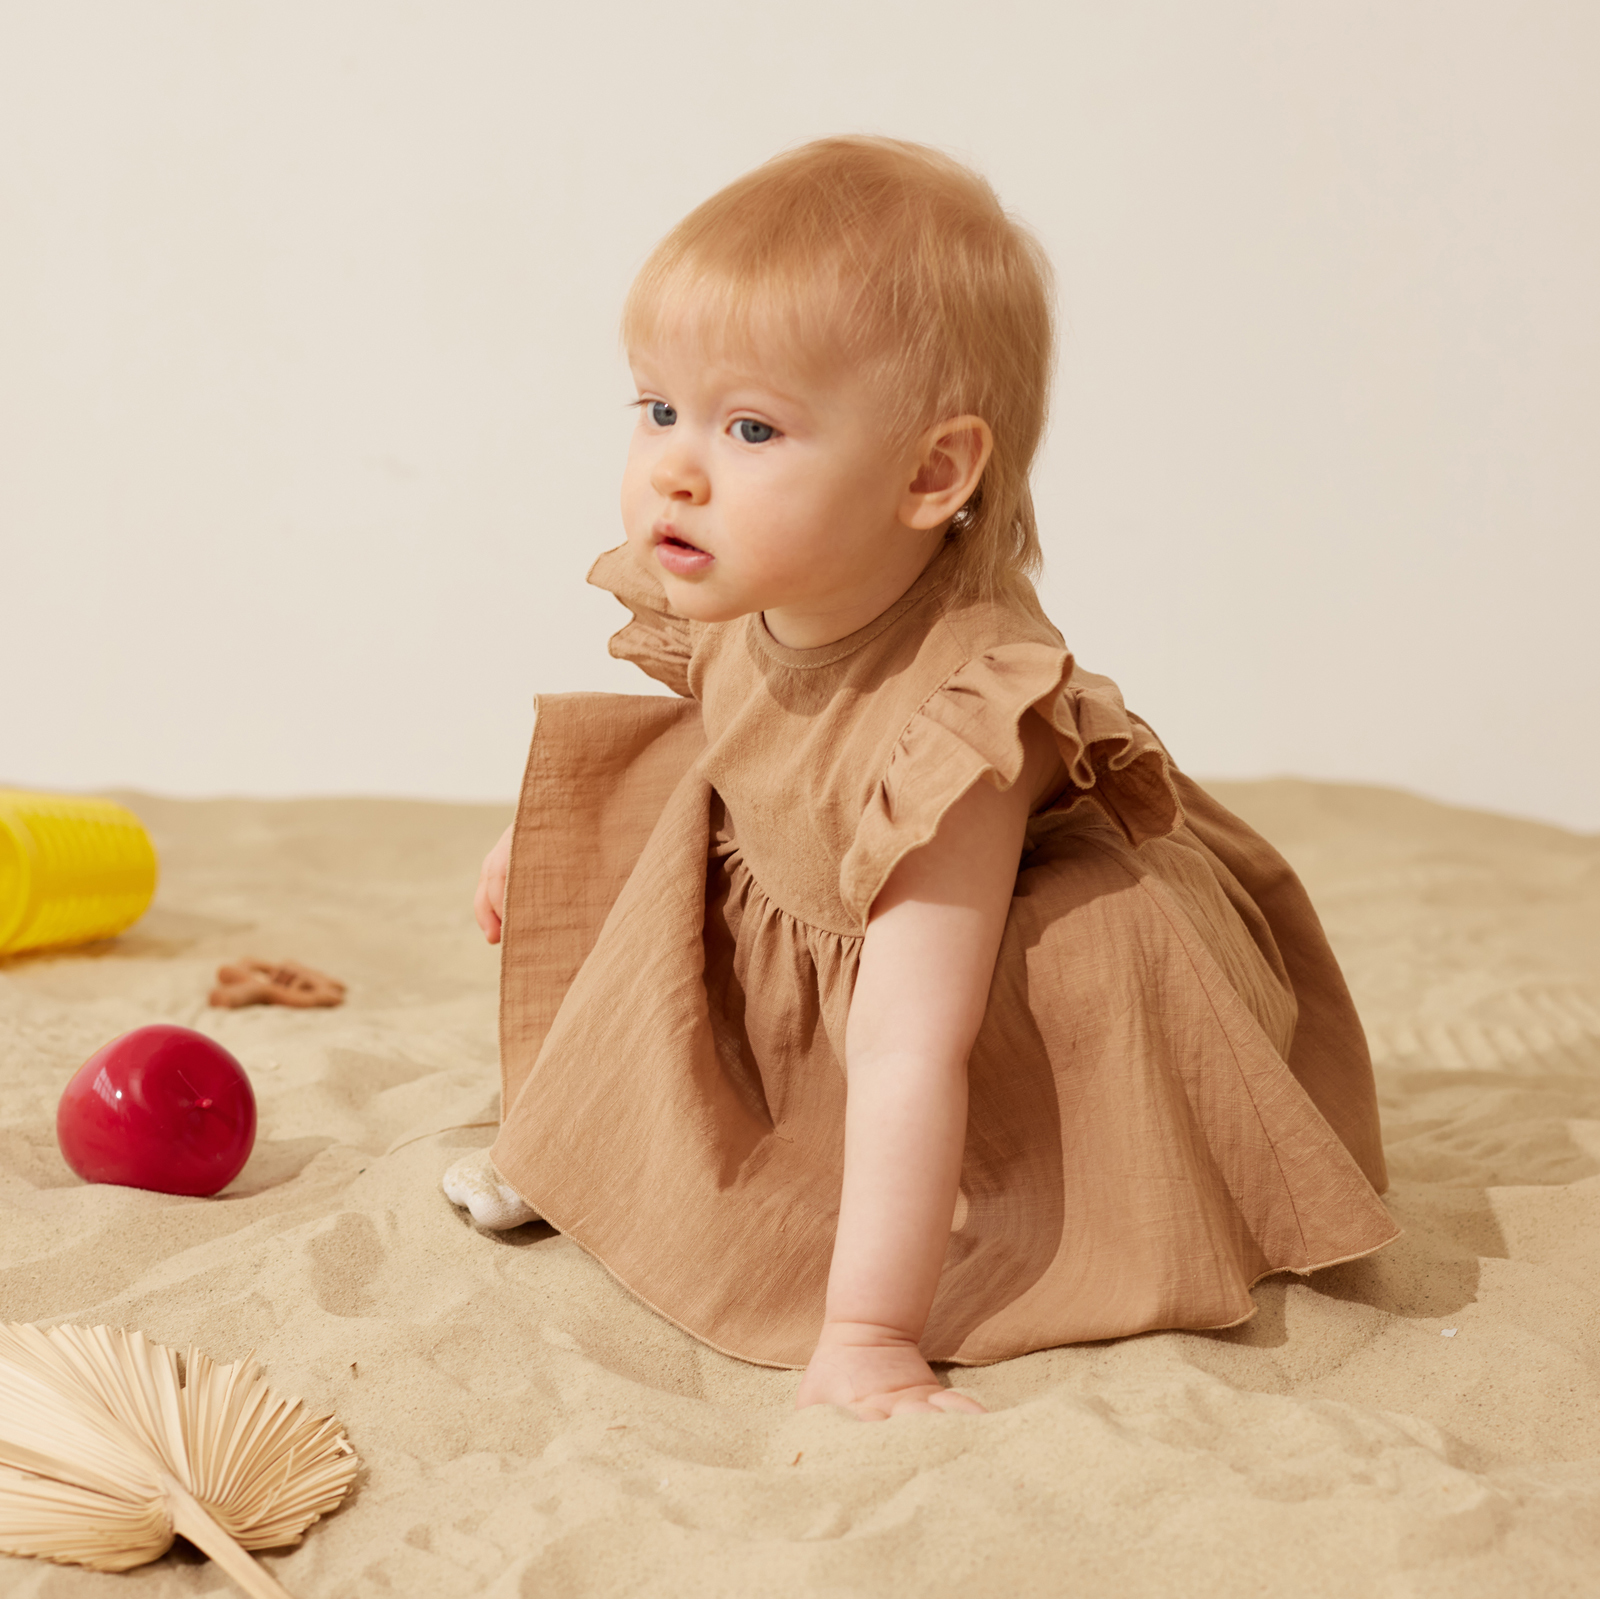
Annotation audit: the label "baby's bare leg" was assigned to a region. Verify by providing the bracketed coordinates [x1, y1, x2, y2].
[442, 1149, 540, 1229]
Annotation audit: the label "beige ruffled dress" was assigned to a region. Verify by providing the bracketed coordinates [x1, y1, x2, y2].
[491, 545, 1396, 1368]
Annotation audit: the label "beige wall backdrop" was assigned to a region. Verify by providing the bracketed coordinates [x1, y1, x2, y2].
[2, 1, 1596, 828]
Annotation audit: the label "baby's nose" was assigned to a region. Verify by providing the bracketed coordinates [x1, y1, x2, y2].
[651, 452, 709, 503]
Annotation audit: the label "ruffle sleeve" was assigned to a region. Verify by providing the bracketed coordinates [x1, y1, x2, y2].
[587, 544, 696, 697]
[839, 641, 1184, 924]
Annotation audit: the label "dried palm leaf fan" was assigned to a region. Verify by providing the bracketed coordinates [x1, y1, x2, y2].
[0, 1323, 358, 1599]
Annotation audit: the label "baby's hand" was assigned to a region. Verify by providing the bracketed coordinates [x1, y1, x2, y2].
[474, 823, 515, 944]
[795, 1322, 986, 1421]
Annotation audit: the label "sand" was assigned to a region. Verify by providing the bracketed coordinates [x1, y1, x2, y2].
[2, 779, 1598, 1598]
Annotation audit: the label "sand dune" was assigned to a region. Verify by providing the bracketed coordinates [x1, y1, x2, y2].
[2, 780, 1598, 1597]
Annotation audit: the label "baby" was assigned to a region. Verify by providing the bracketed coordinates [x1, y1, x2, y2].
[445, 137, 1395, 1421]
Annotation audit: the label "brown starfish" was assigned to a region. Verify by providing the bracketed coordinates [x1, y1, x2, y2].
[209, 958, 347, 1009]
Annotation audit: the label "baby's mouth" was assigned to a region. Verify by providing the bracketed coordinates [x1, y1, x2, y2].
[653, 529, 714, 575]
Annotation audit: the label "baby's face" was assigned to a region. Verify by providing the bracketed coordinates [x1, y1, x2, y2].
[621, 325, 928, 646]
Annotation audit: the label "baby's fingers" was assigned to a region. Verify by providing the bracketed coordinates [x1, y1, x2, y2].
[474, 877, 504, 944]
[849, 1402, 894, 1421]
[928, 1389, 986, 1415]
[852, 1386, 982, 1420]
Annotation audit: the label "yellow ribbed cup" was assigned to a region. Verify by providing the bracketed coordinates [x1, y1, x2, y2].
[0, 790, 158, 956]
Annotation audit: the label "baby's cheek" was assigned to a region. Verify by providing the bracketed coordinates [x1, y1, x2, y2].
[620, 440, 661, 513]
[619, 462, 646, 525]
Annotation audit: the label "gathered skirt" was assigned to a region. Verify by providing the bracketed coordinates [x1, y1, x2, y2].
[491, 692, 1397, 1367]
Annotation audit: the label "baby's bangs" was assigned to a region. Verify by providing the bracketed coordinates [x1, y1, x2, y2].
[621, 248, 872, 385]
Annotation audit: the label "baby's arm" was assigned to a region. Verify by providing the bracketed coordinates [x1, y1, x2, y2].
[795, 712, 1062, 1419]
[475, 823, 515, 944]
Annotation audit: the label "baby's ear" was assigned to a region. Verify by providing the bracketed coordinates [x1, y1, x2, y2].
[902, 417, 993, 529]
[908, 446, 962, 495]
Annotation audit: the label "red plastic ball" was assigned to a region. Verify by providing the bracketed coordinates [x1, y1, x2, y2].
[57, 1024, 257, 1196]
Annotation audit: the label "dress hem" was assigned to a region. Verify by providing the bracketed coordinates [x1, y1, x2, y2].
[496, 1178, 1402, 1373]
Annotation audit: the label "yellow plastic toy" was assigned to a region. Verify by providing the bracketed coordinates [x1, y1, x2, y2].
[0, 790, 158, 957]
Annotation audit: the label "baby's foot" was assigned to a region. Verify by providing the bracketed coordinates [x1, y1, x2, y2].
[441, 1149, 540, 1230]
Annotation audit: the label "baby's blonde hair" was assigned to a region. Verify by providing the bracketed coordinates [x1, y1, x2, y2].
[622, 137, 1056, 597]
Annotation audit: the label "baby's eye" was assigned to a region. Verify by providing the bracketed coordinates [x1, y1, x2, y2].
[648, 401, 677, 428]
[733, 419, 776, 444]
